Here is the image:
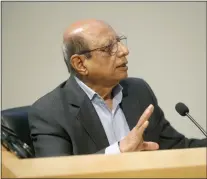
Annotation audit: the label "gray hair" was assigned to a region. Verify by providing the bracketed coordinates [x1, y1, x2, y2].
[62, 35, 92, 74]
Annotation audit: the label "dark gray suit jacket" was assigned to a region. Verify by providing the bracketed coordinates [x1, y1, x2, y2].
[28, 76, 206, 157]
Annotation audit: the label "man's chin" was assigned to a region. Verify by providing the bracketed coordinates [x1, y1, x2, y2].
[117, 71, 128, 81]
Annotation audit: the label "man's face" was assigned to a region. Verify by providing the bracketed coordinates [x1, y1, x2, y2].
[84, 26, 129, 85]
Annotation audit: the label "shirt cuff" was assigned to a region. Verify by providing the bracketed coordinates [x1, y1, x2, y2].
[105, 142, 121, 155]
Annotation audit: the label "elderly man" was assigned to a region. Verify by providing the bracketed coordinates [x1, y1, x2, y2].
[28, 19, 206, 157]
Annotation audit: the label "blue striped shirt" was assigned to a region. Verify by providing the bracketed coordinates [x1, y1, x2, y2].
[75, 77, 130, 154]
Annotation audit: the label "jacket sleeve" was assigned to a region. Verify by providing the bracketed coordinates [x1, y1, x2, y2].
[29, 105, 108, 157]
[143, 80, 207, 149]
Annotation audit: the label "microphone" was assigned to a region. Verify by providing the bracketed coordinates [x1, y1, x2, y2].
[175, 102, 207, 137]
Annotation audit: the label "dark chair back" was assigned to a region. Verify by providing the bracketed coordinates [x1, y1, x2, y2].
[1, 106, 34, 151]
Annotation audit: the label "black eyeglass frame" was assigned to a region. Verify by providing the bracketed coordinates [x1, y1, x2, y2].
[77, 35, 127, 56]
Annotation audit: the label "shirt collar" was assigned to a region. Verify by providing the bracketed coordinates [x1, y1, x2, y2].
[74, 76, 123, 101]
[74, 76, 96, 100]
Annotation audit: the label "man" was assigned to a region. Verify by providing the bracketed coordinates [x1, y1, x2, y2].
[28, 19, 206, 157]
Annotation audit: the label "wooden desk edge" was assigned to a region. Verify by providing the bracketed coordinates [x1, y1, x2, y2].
[2, 147, 207, 178]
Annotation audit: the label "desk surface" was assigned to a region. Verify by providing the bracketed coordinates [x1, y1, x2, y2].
[2, 147, 207, 178]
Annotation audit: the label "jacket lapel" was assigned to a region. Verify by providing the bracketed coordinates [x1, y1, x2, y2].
[77, 97, 109, 150]
[120, 82, 142, 130]
[63, 76, 109, 150]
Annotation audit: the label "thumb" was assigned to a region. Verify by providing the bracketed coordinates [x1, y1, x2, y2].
[142, 141, 159, 151]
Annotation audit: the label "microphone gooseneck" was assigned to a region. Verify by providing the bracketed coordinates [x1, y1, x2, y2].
[175, 102, 207, 137]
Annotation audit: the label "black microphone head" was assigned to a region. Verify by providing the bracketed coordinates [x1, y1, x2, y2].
[175, 102, 189, 116]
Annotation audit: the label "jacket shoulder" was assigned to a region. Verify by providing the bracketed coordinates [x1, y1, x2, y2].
[120, 77, 147, 88]
[120, 77, 157, 101]
[30, 81, 67, 115]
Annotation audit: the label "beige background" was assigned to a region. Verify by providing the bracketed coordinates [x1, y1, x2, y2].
[2, 2, 206, 138]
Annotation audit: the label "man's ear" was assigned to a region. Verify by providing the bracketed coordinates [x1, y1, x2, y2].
[70, 54, 88, 76]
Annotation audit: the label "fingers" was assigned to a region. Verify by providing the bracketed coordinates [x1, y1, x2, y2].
[126, 104, 154, 153]
[141, 141, 159, 151]
[136, 104, 154, 129]
[137, 121, 149, 138]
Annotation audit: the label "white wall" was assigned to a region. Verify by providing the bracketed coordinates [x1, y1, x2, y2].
[2, 2, 206, 139]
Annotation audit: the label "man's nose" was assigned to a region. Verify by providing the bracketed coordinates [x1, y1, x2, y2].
[117, 42, 129, 57]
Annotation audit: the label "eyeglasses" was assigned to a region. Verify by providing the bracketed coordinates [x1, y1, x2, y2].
[78, 35, 127, 56]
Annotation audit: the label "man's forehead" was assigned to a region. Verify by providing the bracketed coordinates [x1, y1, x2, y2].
[64, 20, 118, 47]
[86, 28, 118, 46]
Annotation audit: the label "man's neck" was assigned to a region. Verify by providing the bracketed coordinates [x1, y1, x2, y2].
[77, 76, 117, 100]
[87, 84, 113, 100]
